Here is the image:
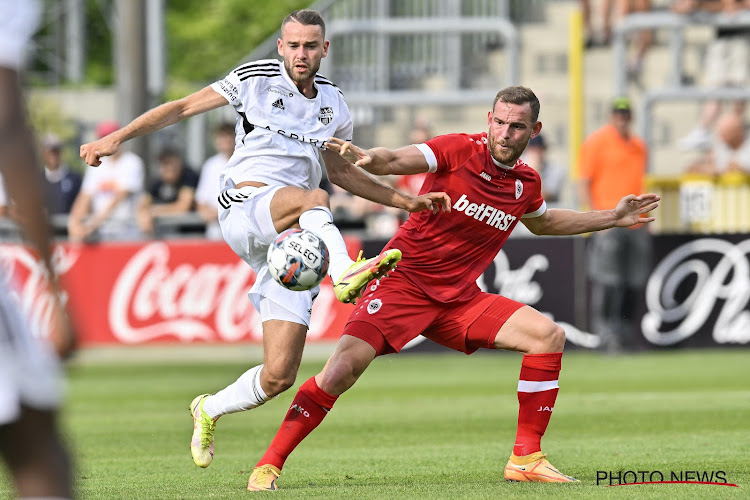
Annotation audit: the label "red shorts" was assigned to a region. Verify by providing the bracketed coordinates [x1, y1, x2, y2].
[342, 273, 526, 356]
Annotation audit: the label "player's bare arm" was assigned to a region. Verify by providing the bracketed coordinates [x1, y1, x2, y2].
[522, 193, 660, 236]
[0, 67, 74, 357]
[80, 86, 228, 166]
[325, 137, 430, 176]
[322, 149, 450, 214]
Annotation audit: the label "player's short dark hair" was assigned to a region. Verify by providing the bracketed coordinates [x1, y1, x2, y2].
[282, 9, 326, 38]
[492, 86, 540, 123]
[214, 122, 234, 136]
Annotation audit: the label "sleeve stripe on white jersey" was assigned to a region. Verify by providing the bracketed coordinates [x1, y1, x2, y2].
[414, 143, 438, 173]
[237, 71, 281, 81]
[236, 68, 280, 77]
[521, 200, 547, 219]
[315, 80, 344, 95]
[235, 61, 279, 73]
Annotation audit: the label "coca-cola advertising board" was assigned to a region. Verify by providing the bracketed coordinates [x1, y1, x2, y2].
[0, 239, 362, 346]
[3, 234, 748, 349]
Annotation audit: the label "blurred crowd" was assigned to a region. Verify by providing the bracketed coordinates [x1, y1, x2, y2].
[0, 121, 237, 242]
[0, 0, 748, 244]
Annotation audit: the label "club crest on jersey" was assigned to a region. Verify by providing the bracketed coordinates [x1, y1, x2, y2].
[367, 299, 382, 315]
[319, 107, 334, 125]
[515, 179, 523, 199]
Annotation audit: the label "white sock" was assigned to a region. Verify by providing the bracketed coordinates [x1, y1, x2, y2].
[202, 365, 269, 418]
[299, 206, 353, 281]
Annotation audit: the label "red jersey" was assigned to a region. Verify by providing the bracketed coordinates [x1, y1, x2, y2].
[384, 132, 546, 302]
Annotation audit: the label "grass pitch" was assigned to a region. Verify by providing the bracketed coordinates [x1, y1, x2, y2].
[4, 348, 747, 499]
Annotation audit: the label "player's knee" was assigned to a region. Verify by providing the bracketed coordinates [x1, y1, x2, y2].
[525, 321, 566, 354]
[261, 366, 297, 396]
[301, 188, 330, 212]
[543, 323, 566, 352]
[317, 357, 361, 395]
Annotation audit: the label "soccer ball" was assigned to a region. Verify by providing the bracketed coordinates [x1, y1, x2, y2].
[267, 228, 329, 291]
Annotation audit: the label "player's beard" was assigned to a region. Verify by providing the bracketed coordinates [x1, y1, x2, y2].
[285, 58, 320, 86]
[487, 134, 528, 166]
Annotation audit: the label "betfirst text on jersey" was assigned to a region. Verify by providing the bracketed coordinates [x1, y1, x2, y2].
[452, 193, 517, 231]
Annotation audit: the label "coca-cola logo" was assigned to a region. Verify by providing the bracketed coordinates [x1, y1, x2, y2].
[110, 242, 261, 343]
[642, 238, 750, 345]
[109, 242, 340, 344]
[0, 244, 77, 340]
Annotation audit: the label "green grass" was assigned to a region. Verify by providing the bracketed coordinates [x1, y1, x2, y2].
[3, 349, 748, 499]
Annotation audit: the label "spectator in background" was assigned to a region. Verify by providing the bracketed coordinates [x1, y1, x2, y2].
[41, 133, 82, 215]
[676, 0, 750, 151]
[579, 97, 651, 353]
[137, 147, 199, 237]
[581, 1, 653, 84]
[68, 120, 145, 242]
[195, 122, 234, 240]
[521, 134, 566, 204]
[687, 112, 750, 174]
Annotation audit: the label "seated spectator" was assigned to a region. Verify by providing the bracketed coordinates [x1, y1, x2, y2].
[137, 147, 199, 236]
[41, 133, 82, 214]
[521, 134, 567, 204]
[68, 121, 145, 242]
[676, 0, 750, 151]
[581, 0, 653, 80]
[195, 122, 234, 240]
[687, 112, 750, 175]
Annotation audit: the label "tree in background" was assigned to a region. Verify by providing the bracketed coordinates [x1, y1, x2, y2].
[31, 0, 311, 89]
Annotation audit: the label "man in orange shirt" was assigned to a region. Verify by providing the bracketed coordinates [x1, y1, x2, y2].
[578, 97, 651, 353]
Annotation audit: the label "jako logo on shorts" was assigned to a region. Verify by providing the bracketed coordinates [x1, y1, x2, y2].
[452, 194, 517, 231]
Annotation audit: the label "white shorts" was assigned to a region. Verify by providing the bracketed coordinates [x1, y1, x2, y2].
[218, 184, 317, 327]
[0, 284, 63, 425]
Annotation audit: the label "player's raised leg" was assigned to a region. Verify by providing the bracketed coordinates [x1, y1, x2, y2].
[248, 334, 377, 491]
[493, 306, 579, 483]
[190, 307, 308, 468]
[269, 186, 401, 304]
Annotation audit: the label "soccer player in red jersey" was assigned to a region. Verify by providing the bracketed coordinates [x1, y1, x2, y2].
[246, 86, 660, 490]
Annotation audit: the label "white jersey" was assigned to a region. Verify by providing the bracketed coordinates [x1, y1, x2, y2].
[210, 59, 353, 191]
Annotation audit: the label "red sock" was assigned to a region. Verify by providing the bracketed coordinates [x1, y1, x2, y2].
[513, 352, 562, 457]
[257, 377, 338, 470]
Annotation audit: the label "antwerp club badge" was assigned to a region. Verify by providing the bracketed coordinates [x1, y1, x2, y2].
[515, 179, 523, 199]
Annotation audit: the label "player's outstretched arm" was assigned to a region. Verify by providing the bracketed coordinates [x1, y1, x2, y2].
[522, 193, 660, 236]
[322, 149, 450, 214]
[325, 137, 429, 176]
[80, 86, 228, 166]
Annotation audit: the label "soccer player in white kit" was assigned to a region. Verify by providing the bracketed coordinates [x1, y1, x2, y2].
[79, 9, 449, 469]
[0, 0, 75, 497]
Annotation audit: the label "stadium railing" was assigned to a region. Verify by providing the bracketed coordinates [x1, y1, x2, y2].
[612, 9, 750, 97]
[647, 171, 750, 234]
